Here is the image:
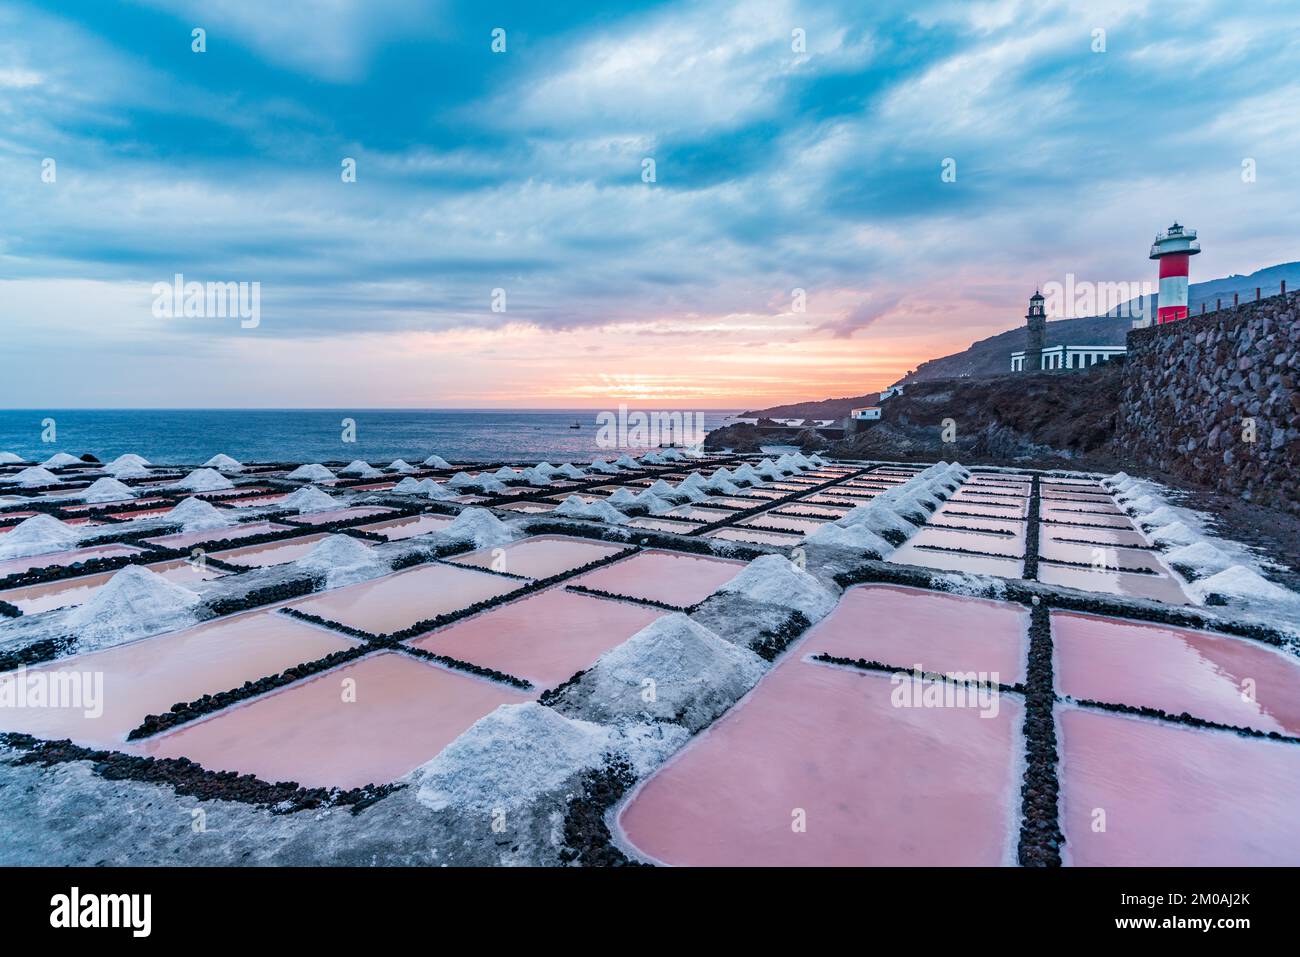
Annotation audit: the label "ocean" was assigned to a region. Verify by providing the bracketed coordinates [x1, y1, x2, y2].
[0, 409, 742, 465]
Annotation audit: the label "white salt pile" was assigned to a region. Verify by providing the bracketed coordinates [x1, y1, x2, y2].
[552, 463, 586, 479]
[104, 462, 151, 479]
[340, 460, 382, 478]
[107, 453, 150, 469]
[0, 514, 81, 560]
[170, 468, 234, 492]
[587, 458, 620, 474]
[10, 466, 61, 488]
[804, 521, 894, 558]
[554, 495, 629, 525]
[416, 703, 686, 814]
[41, 452, 82, 469]
[1164, 541, 1235, 578]
[493, 467, 524, 482]
[77, 477, 137, 504]
[442, 507, 517, 547]
[294, 534, 385, 588]
[755, 458, 785, 481]
[166, 496, 233, 531]
[447, 472, 507, 493]
[393, 477, 454, 497]
[607, 487, 672, 515]
[518, 467, 552, 486]
[729, 463, 762, 485]
[286, 463, 336, 482]
[612, 454, 640, 469]
[1150, 521, 1198, 548]
[1188, 566, 1299, 606]
[640, 451, 668, 465]
[833, 500, 919, 540]
[564, 614, 767, 733]
[0, 451, 24, 465]
[281, 486, 340, 513]
[203, 454, 244, 473]
[423, 454, 453, 469]
[68, 565, 203, 652]
[386, 459, 417, 473]
[714, 554, 839, 621]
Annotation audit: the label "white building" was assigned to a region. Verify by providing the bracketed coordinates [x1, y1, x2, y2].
[1011, 344, 1125, 372]
[850, 406, 882, 421]
[879, 384, 905, 401]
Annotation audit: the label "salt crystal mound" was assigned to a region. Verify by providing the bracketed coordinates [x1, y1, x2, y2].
[714, 554, 839, 622]
[340, 460, 382, 478]
[612, 454, 640, 469]
[832, 500, 918, 541]
[670, 481, 708, 502]
[293, 533, 386, 588]
[559, 613, 767, 733]
[77, 477, 137, 503]
[493, 467, 524, 482]
[104, 462, 151, 479]
[447, 471, 508, 493]
[588, 458, 620, 474]
[0, 451, 24, 465]
[606, 488, 673, 515]
[0, 514, 82, 560]
[423, 454, 453, 469]
[170, 468, 234, 492]
[1134, 506, 1180, 529]
[108, 453, 150, 469]
[203, 454, 244, 473]
[789, 452, 813, 469]
[281, 485, 340, 513]
[286, 463, 336, 482]
[553, 463, 587, 479]
[1164, 541, 1235, 578]
[755, 458, 785, 481]
[807, 453, 828, 465]
[392, 477, 453, 497]
[416, 702, 687, 814]
[41, 452, 82, 469]
[1151, 521, 1198, 548]
[67, 565, 203, 652]
[729, 463, 762, 486]
[647, 478, 681, 499]
[640, 451, 668, 465]
[9, 466, 61, 487]
[166, 496, 233, 531]
[804, 521, 894, 558]
[554, 495, 629, 525]
[442, 507, 518, 548]
[659, 448, 687, 461]
[386, 459, 417, 473]
[517, 467, 552, 486]
[1188, 566, 1300, 607]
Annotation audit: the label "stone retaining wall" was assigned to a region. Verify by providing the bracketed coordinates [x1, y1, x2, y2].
[1115, 291, 1299, 513]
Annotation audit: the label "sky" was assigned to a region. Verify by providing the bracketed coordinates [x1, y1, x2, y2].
[1, 0, 1297, 409]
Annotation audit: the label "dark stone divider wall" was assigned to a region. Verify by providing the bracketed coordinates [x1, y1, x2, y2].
[1115, 291, 1299, 514]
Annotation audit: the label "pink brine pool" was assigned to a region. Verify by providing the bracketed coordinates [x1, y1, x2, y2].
[143, 522, 289, 550]
[619, 662, 1021, 865]
[0, 611, 355, 747]
[357, 513, 454, 540]
[805, 585, 1028, 683]
[567, 549, 744, 607]
[140, 651, 532, 788]
[1058, 708, 1300, 866]
[286, 562, 527, 635]
[287, 506, 396, 526]
[0, 543, 143, 579]
[410, 587, 663, 687]
[1053, 612, 1300, 734]
[210, 534, 330, 568]
[448, 535, 630, 580]
[0, 559, 224, 614]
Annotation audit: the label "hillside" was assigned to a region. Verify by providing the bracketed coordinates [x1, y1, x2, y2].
[739, 392, 880, 420]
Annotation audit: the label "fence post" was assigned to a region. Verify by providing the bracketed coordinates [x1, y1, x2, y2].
[1256, 287, 1261, 301]
[1283, 280, 1288, 296]
[1217, 298, 1222, 311]
[1234, 292, 1239, 308]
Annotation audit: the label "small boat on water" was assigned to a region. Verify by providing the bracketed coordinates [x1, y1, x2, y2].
[569, 421, 581, 429]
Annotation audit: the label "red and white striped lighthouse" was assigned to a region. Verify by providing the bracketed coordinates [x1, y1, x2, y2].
[1149, 222, 1200, 324]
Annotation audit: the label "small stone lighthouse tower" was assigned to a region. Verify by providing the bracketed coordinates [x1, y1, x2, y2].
[1024, 291, 1046, 372]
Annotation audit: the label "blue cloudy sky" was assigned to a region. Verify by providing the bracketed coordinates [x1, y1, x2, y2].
[1, 0, 1297, 408]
